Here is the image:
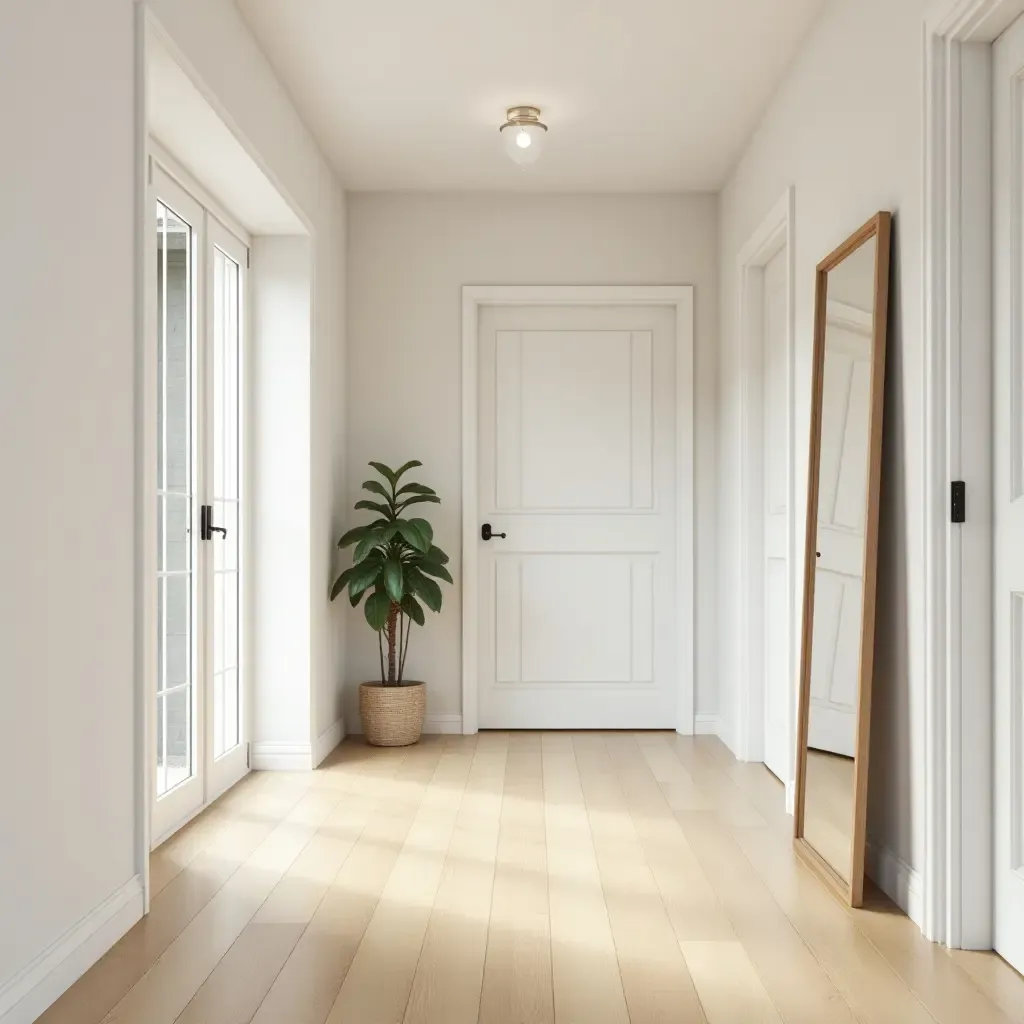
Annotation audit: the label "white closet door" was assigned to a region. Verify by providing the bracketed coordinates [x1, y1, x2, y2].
[807, 307, 871, 758]
[993, 12, 1024, 974]
[476, 304, 679, 729]
[763, 245, 791, 782]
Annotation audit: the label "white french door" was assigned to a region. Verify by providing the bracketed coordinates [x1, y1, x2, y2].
[476, 303, 680, 729]
[153, 165, 248, 844]
[993, 13, 1024, 975]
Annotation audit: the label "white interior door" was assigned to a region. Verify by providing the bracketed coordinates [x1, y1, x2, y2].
[807, 303, 871, 758]
[153, 166, 248, 844]
[993, 13, 1024, 974]
[477, 304, 679, 729]
[763, 245, 791, 782]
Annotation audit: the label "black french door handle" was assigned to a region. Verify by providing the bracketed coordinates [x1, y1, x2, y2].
[481, 523, 506, 542]
[200, 504, 228, 541]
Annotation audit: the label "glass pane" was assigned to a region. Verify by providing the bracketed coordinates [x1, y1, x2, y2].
[156, 694, 166, 796]
[164, 494, 191, 573]
[163, 574, 190, 692]
[164, 686, 192, 793]
[212, 244, 242, 759]
[156, 198, 196, 797]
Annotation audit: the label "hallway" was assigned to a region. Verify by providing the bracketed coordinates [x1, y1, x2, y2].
[37, 733, 1022, 1024]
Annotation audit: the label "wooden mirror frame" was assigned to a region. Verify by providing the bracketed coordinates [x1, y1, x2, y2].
[793, 212, 892, 906]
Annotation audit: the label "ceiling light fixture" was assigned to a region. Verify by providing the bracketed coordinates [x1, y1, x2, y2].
[500, 106, 547, 167]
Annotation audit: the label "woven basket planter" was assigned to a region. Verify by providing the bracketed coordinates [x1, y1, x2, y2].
[359, 681, 426, 747]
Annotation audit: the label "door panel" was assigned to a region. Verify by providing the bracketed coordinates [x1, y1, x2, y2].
[763, 244, 791, 782]
[478, 304, 677, 729]
[207, 221, 247, 798]
[993, 13, 1024, 973]
[807, 311, 870, 758]
[153, 176, 203, 840]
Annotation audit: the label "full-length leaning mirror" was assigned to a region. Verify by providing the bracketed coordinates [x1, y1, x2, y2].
[794, 212, 891, 906]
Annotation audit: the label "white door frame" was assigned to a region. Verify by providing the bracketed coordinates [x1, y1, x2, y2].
[461, 285, 695, 735]
[736, 189, 797, 805]
[923, 0, 1024, 947]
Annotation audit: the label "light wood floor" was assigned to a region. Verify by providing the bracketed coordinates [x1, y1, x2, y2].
[38, 732, 1024, 1024]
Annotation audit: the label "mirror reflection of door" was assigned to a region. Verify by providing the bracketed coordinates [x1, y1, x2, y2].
[804, 236, 877, 886]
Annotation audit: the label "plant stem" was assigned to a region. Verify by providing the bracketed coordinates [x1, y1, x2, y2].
[397, 611, 405, 685]
[386, 603, 399, 685]
[399, 617, 412, 683]
[377, 629, 385, 685]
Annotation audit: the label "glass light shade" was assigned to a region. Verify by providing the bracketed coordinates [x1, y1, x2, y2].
[501, 122, 546, 166]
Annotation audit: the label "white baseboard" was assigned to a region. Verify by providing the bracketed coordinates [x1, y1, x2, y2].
[423, 714, 463, 735]
[866, 840, 923, 926]
[313, 719, 345, 767]
[785, 780, 796, 816]
[694, 714, 720, 736]
[250, 741, 312, 771]
[0, 874, 143, 1024]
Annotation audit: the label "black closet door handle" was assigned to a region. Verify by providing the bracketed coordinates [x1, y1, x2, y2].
[481, 523, 506, 541]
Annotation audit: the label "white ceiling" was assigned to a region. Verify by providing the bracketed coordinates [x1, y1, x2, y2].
[236, 0, 825, 192]
[147, 32, 305, 233]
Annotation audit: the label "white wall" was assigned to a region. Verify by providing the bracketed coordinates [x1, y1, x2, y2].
[719, 0, 925, 889]
[149, 0, 348, 751]
[346, 193, 719, 727]
[0, 0, 140, 1013]
[251, 236, 313, 751]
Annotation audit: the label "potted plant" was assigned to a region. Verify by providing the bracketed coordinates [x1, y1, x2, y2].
[330, 460, 452, 746]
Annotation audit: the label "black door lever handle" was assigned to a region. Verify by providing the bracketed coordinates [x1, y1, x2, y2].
[200, 504, 228, 541]
[481, 523, 506, 541]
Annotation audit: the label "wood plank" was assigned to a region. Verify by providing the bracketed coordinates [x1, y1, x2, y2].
[680, 941, 784, 1024]
[478, 731, 555, 1024]
[730, 823, 937, 1024]
[541, 732, 630, 1024]
[604, 734, 735, 943]
[322, 748, 474, 1023]
[676, 813, 858, 1023]
[36, 773, 312, 1024]
[573, 733, 705, 1023]
[249, 742, 446, 1024]
[102, 784, 344, 1023]
[174, 781, 383, 1024]
[403, 733, 508, 1024]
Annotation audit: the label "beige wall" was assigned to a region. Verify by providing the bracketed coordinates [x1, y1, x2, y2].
[345, 192, 719, 728]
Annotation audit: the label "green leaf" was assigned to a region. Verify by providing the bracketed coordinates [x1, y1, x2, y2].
[354, 500, 393, 518]
[426, 545, 449, 566]
[396, 519, 430, 553]
[416, 560, 453, 585]
[364, 590, 392, 631]
[349, 584, 365, 608]
[330, 565, 356, 601]
[353, 530, 384, 564]
[407, 568, 442, 613]
[407, 518, 434, 549]
[361, 479, 393, 502]
[401, 594, 425, 627]
[397, 494, 441, 511]
[392, 460, 423, 483]
[353, 524, 398, 563]
[346, 557, 383, 600]
[383, 557, 404, 602]
[395, 482, 436, 498]
[368, 461, 398, 488]
[337, 524, 375, 549]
